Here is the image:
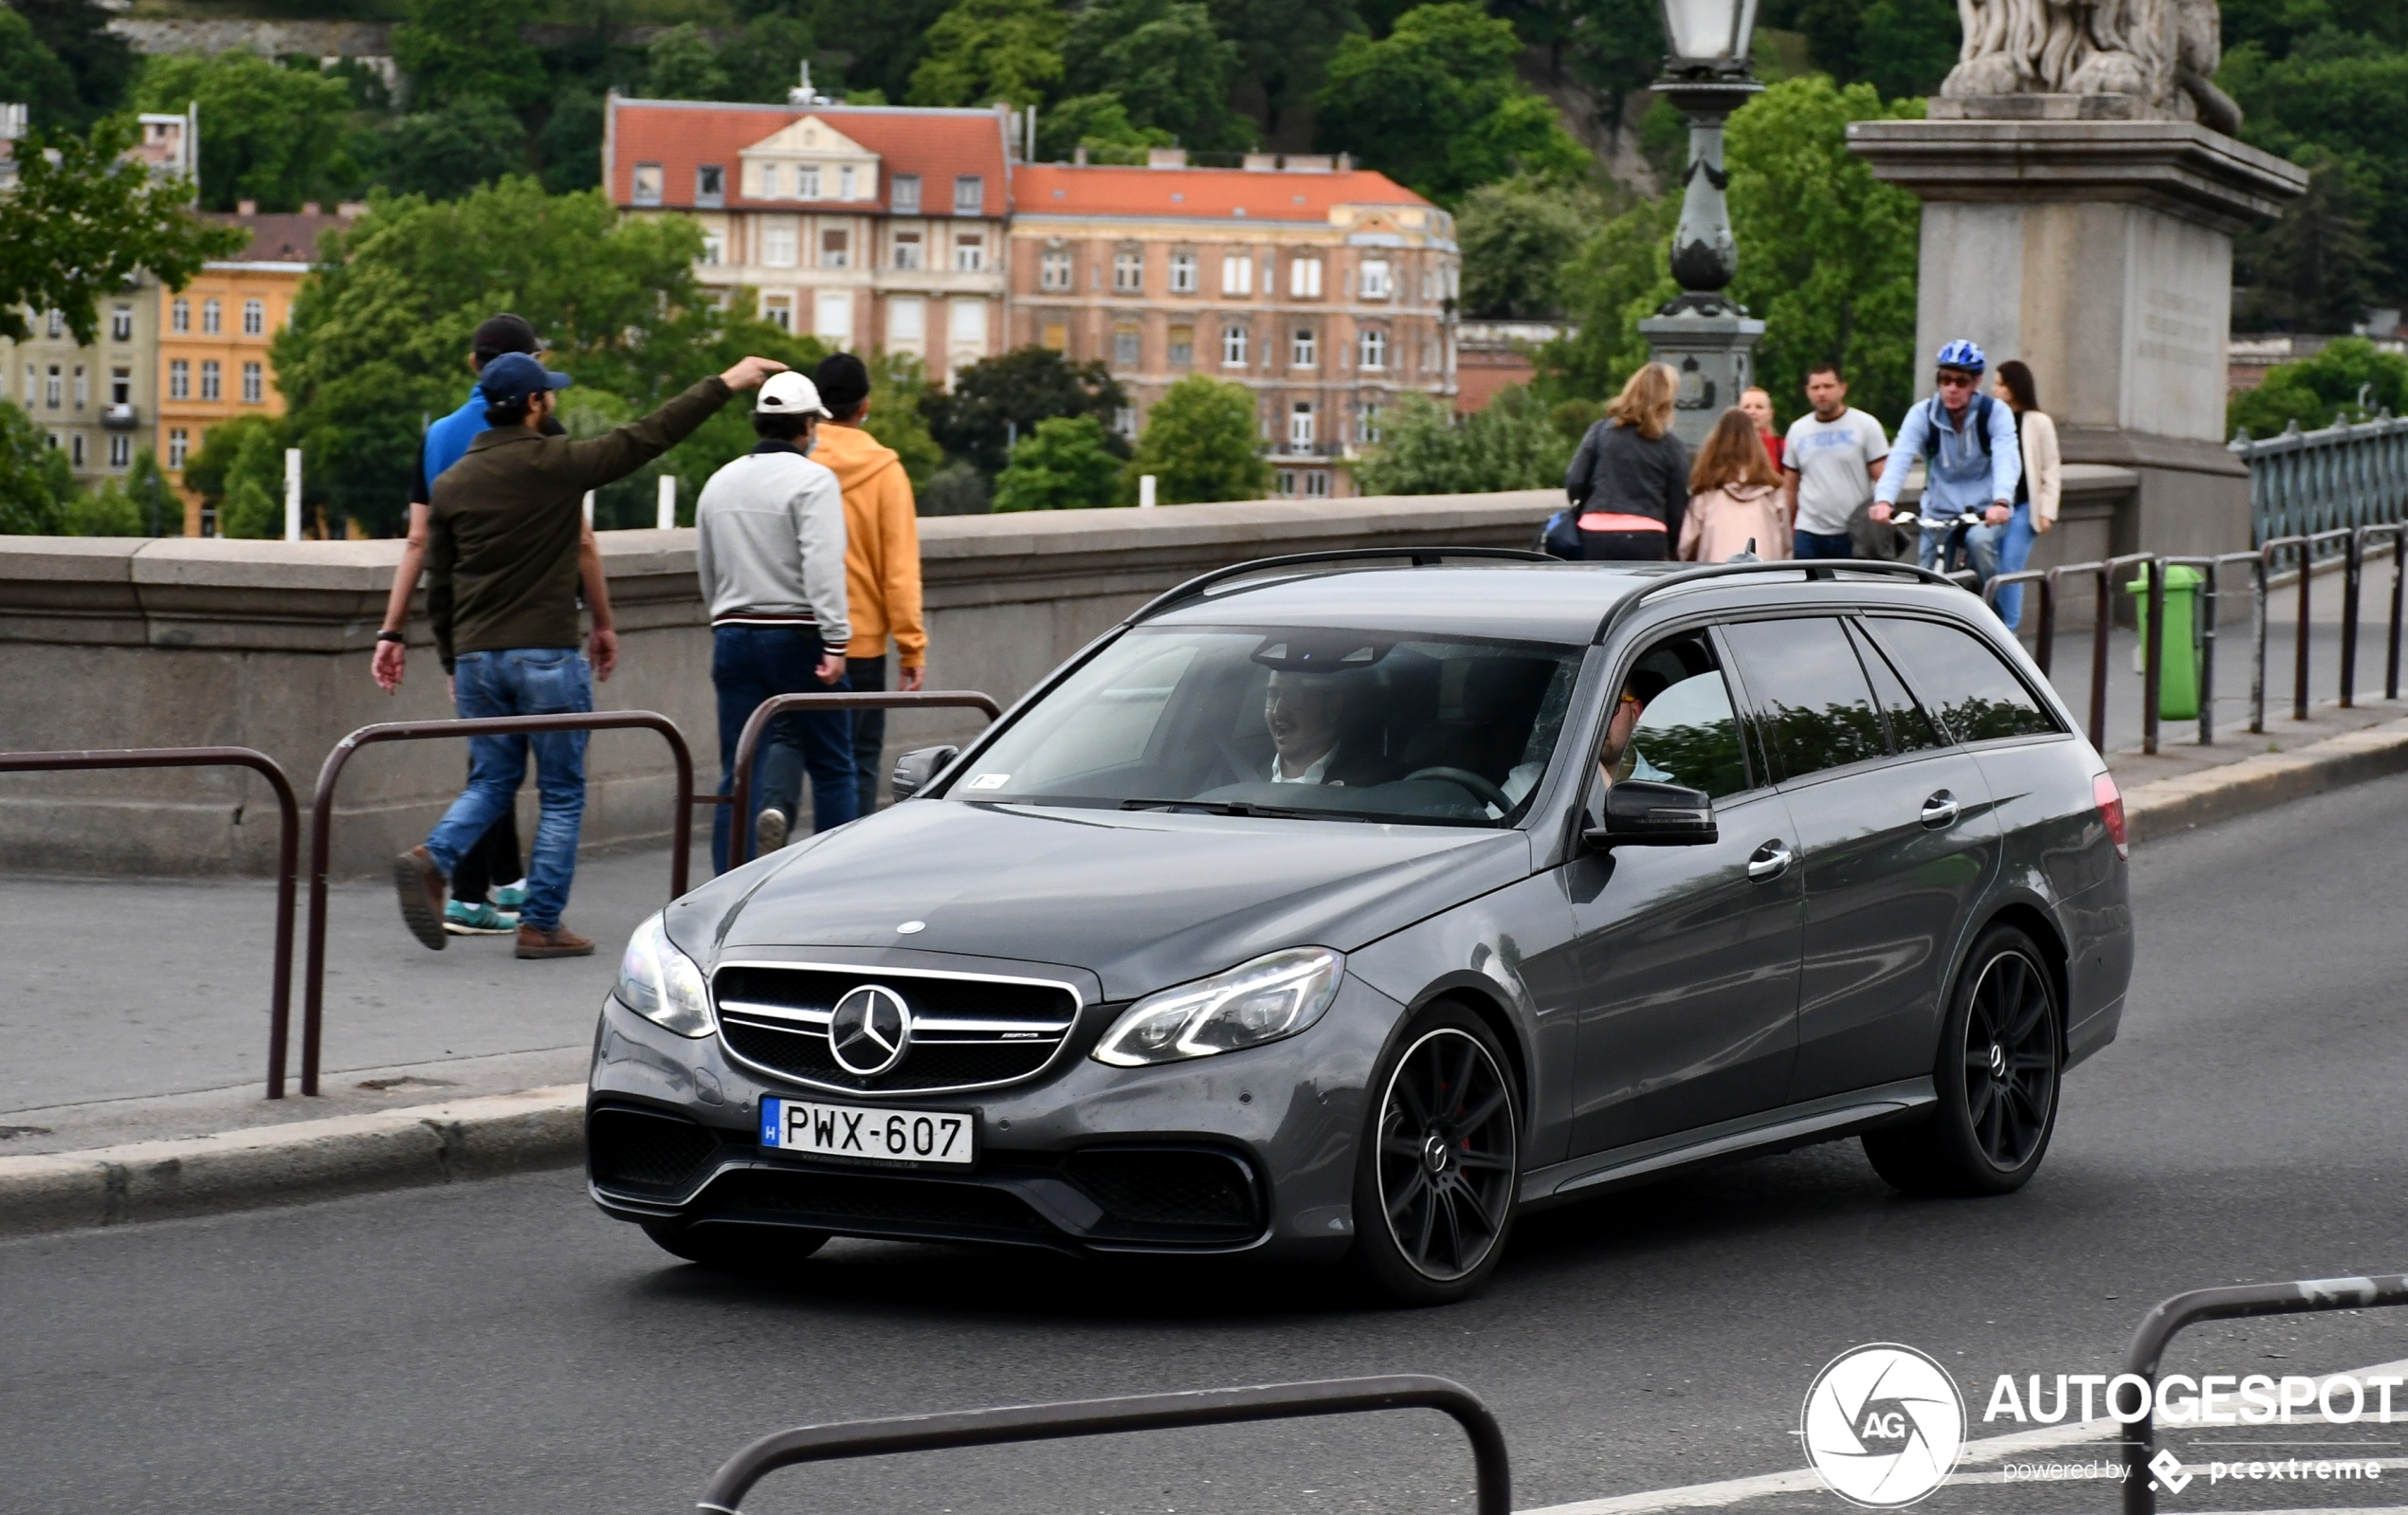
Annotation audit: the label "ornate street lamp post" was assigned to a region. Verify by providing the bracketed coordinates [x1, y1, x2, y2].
[1638, 0, 1766, 447]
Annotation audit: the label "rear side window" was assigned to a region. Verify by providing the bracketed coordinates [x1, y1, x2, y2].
[1869, 616, 2060, 742]
[1720, 617, 1888, 781]
[1848, 620, 1946, 752]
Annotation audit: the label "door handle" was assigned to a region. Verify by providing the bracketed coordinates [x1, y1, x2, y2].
[1921, 790, 1961, 829]
[1746, 840, 1792, 882]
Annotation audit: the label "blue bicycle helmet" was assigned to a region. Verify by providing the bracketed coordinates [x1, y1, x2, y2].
[1935, 338, 1986, 373]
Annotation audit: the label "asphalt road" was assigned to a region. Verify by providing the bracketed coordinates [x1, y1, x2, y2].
[8, 776, 2408, 1515]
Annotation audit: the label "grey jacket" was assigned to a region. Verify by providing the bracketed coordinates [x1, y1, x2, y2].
[694, 440, 851, 646]
[1564, 419, 1691, 533]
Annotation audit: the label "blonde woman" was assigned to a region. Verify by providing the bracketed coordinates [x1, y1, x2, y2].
[1680, 409, 1791, 563]
[1562, 362, 1689, 560]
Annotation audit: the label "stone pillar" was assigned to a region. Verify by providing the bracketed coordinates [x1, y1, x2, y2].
[1848, 114, 2307, 557]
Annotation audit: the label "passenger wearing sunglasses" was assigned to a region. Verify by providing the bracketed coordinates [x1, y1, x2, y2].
[1868, 339, 2022, 575]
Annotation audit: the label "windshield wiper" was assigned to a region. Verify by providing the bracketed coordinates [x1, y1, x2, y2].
[1117, 798, 1476, 827]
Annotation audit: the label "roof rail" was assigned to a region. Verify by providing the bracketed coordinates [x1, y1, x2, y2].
[1126, 546, 1559, 626]
[1594, 558, 1964, 642]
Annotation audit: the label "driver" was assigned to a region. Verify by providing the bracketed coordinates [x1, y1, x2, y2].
[1264, 669, 1353, 784]
[1599, 668, 1672, 786]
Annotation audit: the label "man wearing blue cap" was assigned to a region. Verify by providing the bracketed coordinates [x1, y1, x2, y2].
[393, 350, 788, 958]
[1870, 339, 2021, 575]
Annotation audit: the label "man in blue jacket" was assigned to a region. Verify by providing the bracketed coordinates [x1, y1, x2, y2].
[1870, 340, 2022, 575]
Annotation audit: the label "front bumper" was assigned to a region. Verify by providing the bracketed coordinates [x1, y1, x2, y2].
[584, 971, 1403, 1261]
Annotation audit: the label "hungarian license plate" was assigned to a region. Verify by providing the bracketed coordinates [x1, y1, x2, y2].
[758, 1097, 975, 1166]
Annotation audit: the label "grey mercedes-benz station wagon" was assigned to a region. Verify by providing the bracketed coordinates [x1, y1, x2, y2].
[586, 553, 2133, 1303]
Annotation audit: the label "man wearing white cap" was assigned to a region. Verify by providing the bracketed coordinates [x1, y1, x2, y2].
[695, 369, 855, 870]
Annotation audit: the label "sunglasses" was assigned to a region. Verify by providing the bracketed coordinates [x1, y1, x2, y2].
[1936, 373, 1979, 389]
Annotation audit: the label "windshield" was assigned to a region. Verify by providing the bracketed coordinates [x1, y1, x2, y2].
[945, 626, 1584, 827]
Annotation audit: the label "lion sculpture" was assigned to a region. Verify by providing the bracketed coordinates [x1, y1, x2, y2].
[1941, 0, 2240, 133]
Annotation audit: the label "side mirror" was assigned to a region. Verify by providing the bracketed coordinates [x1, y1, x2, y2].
[1584, 779, 1718, 849]
[888, 745, 958, 801]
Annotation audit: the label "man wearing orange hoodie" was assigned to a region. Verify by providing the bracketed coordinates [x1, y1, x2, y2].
[811, 354, 928, 811]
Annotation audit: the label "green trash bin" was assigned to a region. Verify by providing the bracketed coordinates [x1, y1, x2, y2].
[2126, 562, 2203, 721]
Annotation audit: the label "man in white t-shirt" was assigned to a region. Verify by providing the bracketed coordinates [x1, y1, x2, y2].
[1781, 363, 1889, 561]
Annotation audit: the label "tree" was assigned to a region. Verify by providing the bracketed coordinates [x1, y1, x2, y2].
[906, 0, 1066, 109]
[643, 24, 735, 101]
[1066, 0, 1253, 152]
[1536, 193, 1679, 405]
[2233, 147, 2385, 332]
[1457, 175, 1600, 319]
[1353, 387, 1573, 494]
[0, 9, 81, 133]
[270, 177, 723, 533]
[375, 97, 531, 203]
[812, 0, 958, 103]
[0, 117, 247, 346]
[921, 347, 1130, 479]
[392, 0, 543, 110]
[1207, 0, 1358, 146]
[1036, 95, 1174, 164]
[1126, 375, 1268, 503]
[1313, 3, 1590, 207]
[0, 400, 76, 535]
[994, 415, 1127, 510]
[218, 422, 287, 539]
[1757, 0, 1961, 100]
[13, 0, 136, 131]
[1488, 0, 1663, 133]
[537, 87, 606, 193]
[858, 354, 946, 488]
[132, 54, 363, 214]
[2229, 338, 2408, 438]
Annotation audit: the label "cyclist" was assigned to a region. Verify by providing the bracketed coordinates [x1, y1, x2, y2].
[1870, 339, 2021, 577]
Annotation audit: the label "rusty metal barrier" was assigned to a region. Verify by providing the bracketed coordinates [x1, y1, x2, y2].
[698, 1374, 1511, 1515]
[0, 746, 301, 1099]
[300, 711, 696, 1098]
[723, 689, 1003, 867]
[2037, 556, 2162, 752]
[2122, 1273, 2408, 1515]
[2164, 552, 2268, 744]
[2354, 523, 2407, 704]
[1982, 569, 2055, 674]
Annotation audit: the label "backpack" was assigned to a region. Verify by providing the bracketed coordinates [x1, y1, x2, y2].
[1538, 507, 1583, 560]
[1925, 391, 1997, 459]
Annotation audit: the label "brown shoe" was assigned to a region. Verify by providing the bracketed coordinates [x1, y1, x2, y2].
[392, 846, 447, 952]
[516, 922, 595, 959]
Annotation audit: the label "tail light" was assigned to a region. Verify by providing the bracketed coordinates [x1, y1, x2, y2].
[2092, 771, 2127, 861]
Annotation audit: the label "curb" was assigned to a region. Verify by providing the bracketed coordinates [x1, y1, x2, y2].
[2124, 716, 2408, 844]
[0, 1085, 583, 1239]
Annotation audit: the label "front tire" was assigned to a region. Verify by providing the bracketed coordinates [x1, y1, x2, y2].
[1351, 1004, 1522, 1305]
[1864, 924, 2062, 1196]
[641, 1218, 829, 1271]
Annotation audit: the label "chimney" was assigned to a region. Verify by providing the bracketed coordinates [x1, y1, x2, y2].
[301, 200, 320, 216]
[1145, 147, 1188, 169]
[1073, 145, 1087, 166]
[336, 201, 367, 218]
[236, 198, 257, 216]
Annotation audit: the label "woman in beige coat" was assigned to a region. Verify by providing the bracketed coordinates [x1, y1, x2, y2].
[1988, 359, 2059, 630]
[1678, 408, 1790, 563]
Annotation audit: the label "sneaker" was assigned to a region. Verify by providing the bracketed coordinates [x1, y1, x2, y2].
[755, 806, 790, 857]
[392, 846, 447, 952]
[444, 900, 519, 936]
[516, 922, 595, 959]
[492, 879, 528, 910]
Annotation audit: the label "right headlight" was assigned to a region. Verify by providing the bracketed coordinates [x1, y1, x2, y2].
[613, 912, 714, 1038]
[1092, 947, 1344, 1067]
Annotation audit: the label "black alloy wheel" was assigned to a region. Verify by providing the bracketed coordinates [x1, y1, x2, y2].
[1353, 1005, 1520, 1304]
[1864, 923, 2061, 1196]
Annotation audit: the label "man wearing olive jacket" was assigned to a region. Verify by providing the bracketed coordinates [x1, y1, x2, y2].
[392, 352, 788, 959]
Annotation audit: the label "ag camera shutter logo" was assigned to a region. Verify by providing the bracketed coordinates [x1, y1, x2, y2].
[1801, 1343, 1966, 1506]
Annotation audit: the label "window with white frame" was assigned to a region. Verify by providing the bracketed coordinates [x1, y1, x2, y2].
[70, 433, 83, 467]
[891, 229, 923, 269]
[892, 174, 921, 213]
[242, 298, 265, 336]
[1113, 325, 1140, 367]
[632, 163, 662, 205]
[171, 299, 190, 334]
[815, 290, 852, 344]
[242, 361, 263, 404]
[1113, 249, 1143, 292]
[73, 366, 86, 408]
[887, 296, 926, 347]
[1168, 323, 1194, 365]
[1288, 402, 1315, 448]
[821, 228, 850, 268]
[1169, 251, 1197, 293]
[200, 359, 220, 401]
[168, 360, 189, 400]
[701, 230, 724, 265]
[168, 428, 188, 468]
[763, 295, 793, 331]
[1304, 470, 1330, 498]
[202, 299, 222, 335]
[1289, 258, 1323, 298]
[1360, 259, 1392, 299]
[1039, 250, 1072, 291]
[46, 309, 63, 338]
[839, 165, 857, 200]
[757, 163, 781, 198]
[953, 232, 986, 272]
[111, 304, 134, 342]
[798, 164, 822, 199]
[1221, 324, 1249, 366]
[110, 368, 130, 405]
[1112, 405, 1137, 438]
[1220, 253, 1251, 296]
[949, 297, 989, 348]
[953, 175, 983, 215]
[762, 217, 797, 267]
[695, 164, 724, 207]
[109, 433, 130, 468]
[1359, 328, 1388, 370]
[44, 364, 60, 408]
[1275, 469, 1297, 497]
[1291, 328, 1316, 367]
[1359, 403, 1382, 443]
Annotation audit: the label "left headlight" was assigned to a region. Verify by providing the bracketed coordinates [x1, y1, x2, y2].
[614, 912, 714, 1038]
[1092, 947, 1344, 1067]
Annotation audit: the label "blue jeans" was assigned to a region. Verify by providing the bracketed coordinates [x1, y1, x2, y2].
[1794, 529, 1853, 560]
[713, 624, 857, 874]
[424, 648, 592, 931]
[1916, 525, 1955, 572]
[1967, 503, 2038, 628]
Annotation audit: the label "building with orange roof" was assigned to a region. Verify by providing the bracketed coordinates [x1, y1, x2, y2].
[605, 95, 1012, 379]
[1010, 151, 1460, 500]
[156, 202, 360, 534]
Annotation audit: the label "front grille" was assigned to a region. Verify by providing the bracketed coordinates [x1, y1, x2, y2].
[696, 1166, 1057, 1243]
[588, 1105, 724, 1196]
[1062, 1147, 1264, 1241]
[712, 963, 1082, 1095]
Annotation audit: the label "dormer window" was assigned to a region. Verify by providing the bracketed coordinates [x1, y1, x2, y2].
[696, 164, 723, 207]
[757, 163, 780, 198]
[798, 164, 821, 199]
[632, 163, 663, 207]
[892, 174, 921, 213]
[953, 175, 983, 215]
[839, 165, 857, 199]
